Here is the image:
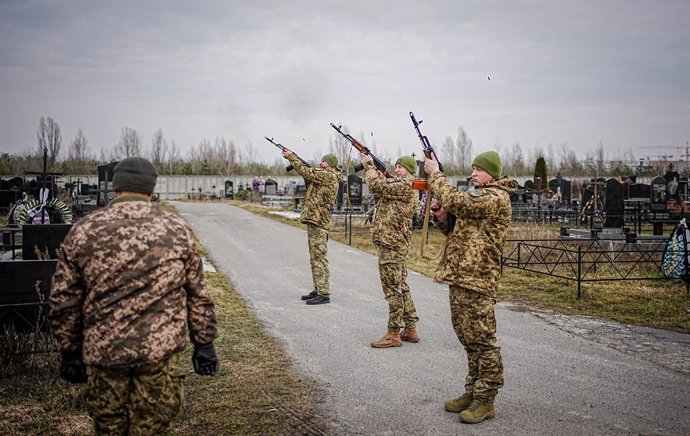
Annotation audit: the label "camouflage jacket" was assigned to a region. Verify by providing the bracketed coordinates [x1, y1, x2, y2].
[429, 173, 517, 297]
[49, 195, 217, 368]
[363, 162, 417, 252]
[288, 154, 342, 229]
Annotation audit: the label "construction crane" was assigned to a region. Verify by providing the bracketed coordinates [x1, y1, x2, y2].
[638, 143, 690, 164]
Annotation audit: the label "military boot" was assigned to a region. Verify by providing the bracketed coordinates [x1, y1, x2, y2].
[459, 399, 496, 424]
[444, 392, 472, 413]
[370, 332, 402, 348]
[400, 327, 420, 343]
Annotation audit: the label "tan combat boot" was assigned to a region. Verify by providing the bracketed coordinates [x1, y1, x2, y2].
[400, 327, 420, 343]
[370, 332, 402, 348]
[459, 398, 496, 424]
[444, 392, 473, 413]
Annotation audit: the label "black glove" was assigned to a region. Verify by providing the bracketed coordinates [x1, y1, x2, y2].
[192, 343, 219, 376]
[59, 350, 87, 384]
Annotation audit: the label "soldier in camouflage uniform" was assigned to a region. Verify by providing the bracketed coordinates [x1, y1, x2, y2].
[361, 153, 420, 348]
[49, 157, 219, 435]
[282, 148, 342, 305]
[424, 151, 517, 424]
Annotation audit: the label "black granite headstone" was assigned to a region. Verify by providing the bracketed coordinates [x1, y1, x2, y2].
[560, 179, 572, 205]
[264, 178, 278, 195]
[650, 176, 668, 211]
[224, 180, 234, 198]
[97, 161, 119, 206]
[628, 183, 650, 199]
[22, 224, 72, 260]
[0, 260, 57, 332]
[348, 174, 363, 206]
[604, 178, 624, 227]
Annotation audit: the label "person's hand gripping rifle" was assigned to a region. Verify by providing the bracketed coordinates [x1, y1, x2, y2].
[330, 123, 390, 177]
[265, 136, 310, 173]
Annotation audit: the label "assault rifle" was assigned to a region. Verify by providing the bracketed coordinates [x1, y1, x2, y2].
[409, 111, 456, 256]
[265, 136, 310, 173]
[409, 111, 443, 173]
[329, 123, 390, 177]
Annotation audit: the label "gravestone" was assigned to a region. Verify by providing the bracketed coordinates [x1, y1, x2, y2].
[0, 260, 57, 332]
[456, 180, 470, 192]
[628, 183, 650, 199]
[604, 178, 624, 227]
[286, 181, 296, 196]
[510, 185, 526, 203]
[560, 179, 572, 205]
[581, 186, 594, 210]
[650, 176, 668, 211]
[348, 174, 363, 206]
[295, 184, 307, 196]
[336, 181, 346, 210]
[22, 224, 72, 260]
[224, 180, 233, 198]
[97, 161, 118, 207]
[678, 178, 689, 202]
[264, 178, 278, 195]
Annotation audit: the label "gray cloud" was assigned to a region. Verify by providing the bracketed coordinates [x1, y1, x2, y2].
[0, 0, 688, 162]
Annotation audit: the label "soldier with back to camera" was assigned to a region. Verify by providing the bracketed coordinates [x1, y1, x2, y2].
[50, 156, 219, 435]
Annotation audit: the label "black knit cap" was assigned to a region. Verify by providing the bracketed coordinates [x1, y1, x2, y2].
[112, 157, 158, 194]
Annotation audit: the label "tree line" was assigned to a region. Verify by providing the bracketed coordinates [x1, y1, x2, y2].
[0, 116, 662, 179]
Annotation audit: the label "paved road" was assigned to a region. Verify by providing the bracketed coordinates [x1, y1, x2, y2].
[174, 202, 690, 436]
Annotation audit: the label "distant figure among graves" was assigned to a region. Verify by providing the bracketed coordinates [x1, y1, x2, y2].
[49, 157, 219, 435]
[252, 177, 262, 193]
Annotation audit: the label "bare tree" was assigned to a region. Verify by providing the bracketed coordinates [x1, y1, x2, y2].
[440, 135, 456, 173]
[66, 128, 90, 173]
[329, 127, 353, 171]
[150, 128, 167, 170]
[595, 142, 605, 174]
[456, 126, 473, 174]
[546, 143, 558, 174]
[509, 142, 525, 175]
[68, 129, 88, 161]
[115, 126, 142, 158]
[166, 141, 181, 175]
[37, 116, 62, 166]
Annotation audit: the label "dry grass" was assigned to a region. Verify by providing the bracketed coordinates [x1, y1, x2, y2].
[173, 272, 330, 435]
[0, 201, 331, 436]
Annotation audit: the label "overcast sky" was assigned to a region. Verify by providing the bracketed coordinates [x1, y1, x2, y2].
[1, 0, 688, 164]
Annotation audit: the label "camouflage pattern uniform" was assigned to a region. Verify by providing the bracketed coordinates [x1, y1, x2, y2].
[49, 194, 217, 434]
[288, 154, 342, 296]
[429, 173, 517, 401]
[363, 161, 419, 332]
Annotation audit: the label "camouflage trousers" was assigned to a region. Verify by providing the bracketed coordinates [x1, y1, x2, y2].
[82, 353, 185, 436]
[307, 224, 330, 296]
[449, 285, 504, 401]
[377, 245, 419, 332]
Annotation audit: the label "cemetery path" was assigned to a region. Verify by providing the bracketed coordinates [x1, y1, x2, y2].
[174, 202, 690, 436]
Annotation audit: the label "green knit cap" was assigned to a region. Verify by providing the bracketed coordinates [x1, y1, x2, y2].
[322, 153, 338, 168]
[395, 155, 417, 176]
[472, 151, 502, 179]
[112, 157, 158, 194]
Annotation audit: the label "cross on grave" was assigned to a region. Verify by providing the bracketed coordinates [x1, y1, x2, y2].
[24, 147, 64, 224]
